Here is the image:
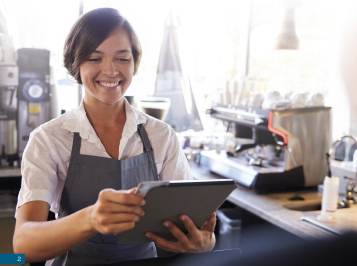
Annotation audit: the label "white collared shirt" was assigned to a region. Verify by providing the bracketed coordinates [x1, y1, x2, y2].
[16, 99, 192, 217]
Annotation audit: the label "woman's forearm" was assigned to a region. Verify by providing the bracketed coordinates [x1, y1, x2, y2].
[14, 189, 144, 263]
[13, 205, 96, 263]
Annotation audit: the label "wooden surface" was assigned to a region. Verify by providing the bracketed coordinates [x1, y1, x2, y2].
[190, 162, 357, 241]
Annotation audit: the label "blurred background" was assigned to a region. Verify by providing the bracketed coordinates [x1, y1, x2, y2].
[0, 0, 351, 138]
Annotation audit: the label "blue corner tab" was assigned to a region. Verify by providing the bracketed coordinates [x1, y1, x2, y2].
[0, 254, 25, 264]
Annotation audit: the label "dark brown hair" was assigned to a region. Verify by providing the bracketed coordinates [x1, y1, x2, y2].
[63, 8, 142, 84]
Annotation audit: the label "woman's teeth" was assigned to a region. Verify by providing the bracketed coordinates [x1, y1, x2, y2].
[98, 81, 120, 87]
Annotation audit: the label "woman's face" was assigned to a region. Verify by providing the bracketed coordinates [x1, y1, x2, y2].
[79, 27, 134, 106]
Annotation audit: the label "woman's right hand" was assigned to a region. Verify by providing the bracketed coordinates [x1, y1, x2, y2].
[88, 188, 146, 235]
[13, 188, 145, 262]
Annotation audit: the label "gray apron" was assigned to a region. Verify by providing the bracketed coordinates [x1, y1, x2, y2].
[51, 124, 159, 266]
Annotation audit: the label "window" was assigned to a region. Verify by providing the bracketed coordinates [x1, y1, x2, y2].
[2, 0, 351, 139]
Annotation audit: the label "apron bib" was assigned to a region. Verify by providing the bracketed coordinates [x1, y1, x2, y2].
[50, 124, 159, 266]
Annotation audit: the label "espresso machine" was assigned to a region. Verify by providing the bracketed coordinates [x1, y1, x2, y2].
[0, 33, 19, 166]
[200, 103, 331, 193]
[17, 48, 51, 158]
[0, 8, 52, 165]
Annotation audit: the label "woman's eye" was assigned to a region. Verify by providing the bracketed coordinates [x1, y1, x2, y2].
[118, 58, 130, 62]
[88, 58, 101, 62]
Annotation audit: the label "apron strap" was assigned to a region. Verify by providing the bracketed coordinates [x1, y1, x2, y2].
[137, 124, 152, 153]
[137, 124, 159, 180]
[58, 132, 82, 218]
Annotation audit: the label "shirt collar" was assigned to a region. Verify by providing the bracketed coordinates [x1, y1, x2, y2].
[61, 97, 147, 148]
[122, 97, 147, 138]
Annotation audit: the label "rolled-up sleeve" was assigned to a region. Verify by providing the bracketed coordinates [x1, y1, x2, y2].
[16, 128, 59, 217]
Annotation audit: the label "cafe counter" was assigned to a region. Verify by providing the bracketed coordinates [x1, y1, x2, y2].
[189, 162, 357, 241]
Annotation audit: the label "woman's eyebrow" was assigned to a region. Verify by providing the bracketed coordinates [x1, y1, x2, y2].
[92, 50, 131, 54]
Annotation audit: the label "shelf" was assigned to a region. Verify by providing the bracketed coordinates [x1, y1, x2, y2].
[0, 167, 21, 178]
[0, 211, 15, 219]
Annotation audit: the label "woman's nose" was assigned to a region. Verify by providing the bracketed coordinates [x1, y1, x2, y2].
[102, 61, 119, 77]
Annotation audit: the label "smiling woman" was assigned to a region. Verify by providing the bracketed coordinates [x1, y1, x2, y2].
[13, 7, 215, 266]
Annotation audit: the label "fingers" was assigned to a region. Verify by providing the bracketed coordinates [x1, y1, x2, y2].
[96, 212, 141, 225]
[179, 215, 199, 234]
[201, 213, 217, 232]
[98, 188, 145, 206]
[127, 187, 137, 195]
[97, 221, 137, 235]
[96, 201, 145, 217]
[146, 214, 217, 253]
[90, 188, 146, 235]
[146, 216, 198, 253]
[178, 215, 215, 253]
[163, 219, 192, 245]
[144, 218, 191, 253]
[145, 232, 183, 253]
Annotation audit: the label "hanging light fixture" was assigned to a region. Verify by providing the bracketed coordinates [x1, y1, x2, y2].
[275, 1, 300, 50]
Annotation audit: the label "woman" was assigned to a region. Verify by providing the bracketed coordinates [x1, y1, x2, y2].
[13, 8, 216, 265]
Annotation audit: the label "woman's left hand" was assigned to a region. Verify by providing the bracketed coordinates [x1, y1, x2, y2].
[145, 213, 216, 253]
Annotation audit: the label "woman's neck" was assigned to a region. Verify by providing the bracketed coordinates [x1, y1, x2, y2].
[83, 98, 127, 159]
[83, 98, 126, 128]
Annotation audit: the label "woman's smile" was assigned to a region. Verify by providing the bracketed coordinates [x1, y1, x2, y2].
[96, 80, 123, 92]
[97, 80, 121, 87]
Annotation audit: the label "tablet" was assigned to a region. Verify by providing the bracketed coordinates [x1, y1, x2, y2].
[116, 179, 236, 245]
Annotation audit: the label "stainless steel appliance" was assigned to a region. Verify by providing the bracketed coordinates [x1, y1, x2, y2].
[17, 48, 51, 157]
[0, 30, 19, 166]
[0, 64, 18, 166]
[0, 9, 52, 165]
[201, 103, 331, 193]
